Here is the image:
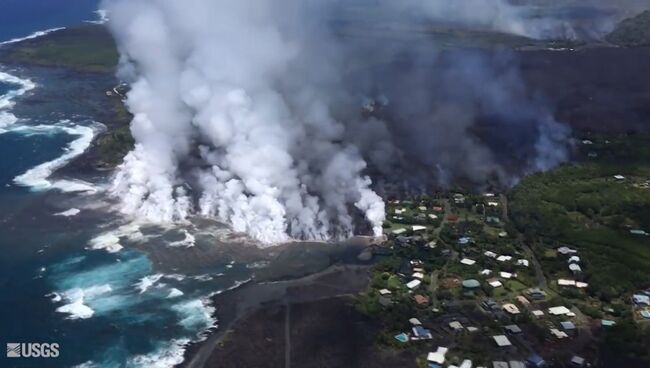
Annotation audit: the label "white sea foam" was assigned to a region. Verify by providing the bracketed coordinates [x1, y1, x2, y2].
[167, 288, 184, 298]
[0, 27, 65, 46]
[89, 232, 123, 253]
[127, 338, 189, 368]
[55, 284, 113, 320]
[168, 229, 196, 248]
[0, 71, 36, 132]
[172, 298, 216, 331]
[13, 123, 101, 193]
[135, 274, 163, 294]
[73, 361, 99, 368]
[89, 223, 147, 253]
[163, 274, 186, 282]
[54, 208, 81, 217]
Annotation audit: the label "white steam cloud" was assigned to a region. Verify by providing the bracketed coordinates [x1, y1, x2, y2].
[104, 0, 385, 244]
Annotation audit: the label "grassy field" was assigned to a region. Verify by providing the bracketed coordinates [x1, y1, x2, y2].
[3, 25, 119, 73]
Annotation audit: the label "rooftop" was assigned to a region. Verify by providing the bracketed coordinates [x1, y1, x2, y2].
[492, 335, 512, 347]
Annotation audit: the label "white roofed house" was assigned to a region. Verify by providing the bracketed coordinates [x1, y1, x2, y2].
[569, 263, 582, 274]
[492, 335, 512, 347]
[412, 225, 427, 232]
[406, 279, 421, 290]
[460, 258, 477, 266]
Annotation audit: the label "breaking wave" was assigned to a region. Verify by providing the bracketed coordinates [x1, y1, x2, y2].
[0, 71, 35, 132]
[13, 122, 103, 193]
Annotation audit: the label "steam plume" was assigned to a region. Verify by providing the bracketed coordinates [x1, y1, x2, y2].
[104, 0, 583, 243]
[105, 0, 385, 243]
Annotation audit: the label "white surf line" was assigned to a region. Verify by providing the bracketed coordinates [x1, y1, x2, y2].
[0, 27, 65, 47]
[13, 121, 105, 194]
[0, 71, 36, 131]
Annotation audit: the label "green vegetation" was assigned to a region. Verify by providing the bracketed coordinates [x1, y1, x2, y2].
[607, 10, 650, 47]
[3, 25, 119, 73]
[510, 134, 650, 296]
[96, 99, 134, 166]
[509, 134, 650, 363]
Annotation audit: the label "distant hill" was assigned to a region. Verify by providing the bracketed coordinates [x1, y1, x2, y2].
[607, 10, 650, 47]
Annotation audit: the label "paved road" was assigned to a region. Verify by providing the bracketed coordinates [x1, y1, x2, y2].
[285, 303, 291, 368]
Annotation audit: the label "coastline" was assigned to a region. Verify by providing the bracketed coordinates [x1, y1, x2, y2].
[178, 263, 373, 368]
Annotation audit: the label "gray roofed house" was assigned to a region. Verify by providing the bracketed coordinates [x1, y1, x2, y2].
[504, 324, 522, 334]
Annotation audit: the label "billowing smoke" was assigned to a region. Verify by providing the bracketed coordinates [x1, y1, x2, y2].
[346, 0, 650, 41]
[104, 0, 385, 243]
[104, 0, 577, 243]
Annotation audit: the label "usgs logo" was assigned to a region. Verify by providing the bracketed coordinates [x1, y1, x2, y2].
[6, 343, 59, 358]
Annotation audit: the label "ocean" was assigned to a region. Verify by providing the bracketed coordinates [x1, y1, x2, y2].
[0, 2, 251, 367]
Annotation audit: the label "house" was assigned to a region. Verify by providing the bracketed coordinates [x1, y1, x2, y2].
[412, 272, 425, 280]
[527, 288, 547, 300]
[498, 231, 508, 238]
[492, 362, 508, 368]
[409, 318, 421, 325]
[601, 319, 616, 327]
[500, 272, 514, 279]
[463, 279, 481, 289]
[492, 335, 512, 347]
[432, 206, 444, 212]
[496, 255, 512, 262]
[489, 280, 503, 288]
[484, 251, 497, 258]
[550, 328, 568, 339]
[568, 256, 580, 263]
[504, 324, 522, 334]
[531, 310, 544, 318]
[406, 279, 421, 289]
[527, 353, 546, 368]
[461, 258, 477, 266]
[516, 259, 529, 267]
[459, 237, 472, 245]
[392, 228, 407, 235]
[414, 294, 429, 306]
[560, 321, 576, 331]
[394, 333, 409, 343]
[480, 269, 493, 276]
[427, 347, 448, 365]
[482, 299, 499, 311]
[487, 201, 499, 207]
[569, 264, 582, 273]
[503, 304, 521, 315]
[460, 359, 472, 368]
[449, 321, 464, 331]
[632, 294, 650, 306]
[570, 355, 586, 367]
[413, 225, 427, 232]
[412, 325, 433, 340]
[557, 246, 577, 255]
[428, 214, 439, 220]
[548, 306, 572, 316]
[558, 279, 576, 286]
[613, 174, 625, 181]
[516, 295, 530, 307]
[576, 282, 589, 288]
[418, 206, 427, 212]
[509, 361, 525, 368]
[379, 289, 392, 296]
[630, 229, 649, 236]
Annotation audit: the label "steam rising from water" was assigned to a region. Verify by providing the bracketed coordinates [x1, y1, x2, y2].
[105, 0, 386, 243]
[103, 0, 585, 243]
